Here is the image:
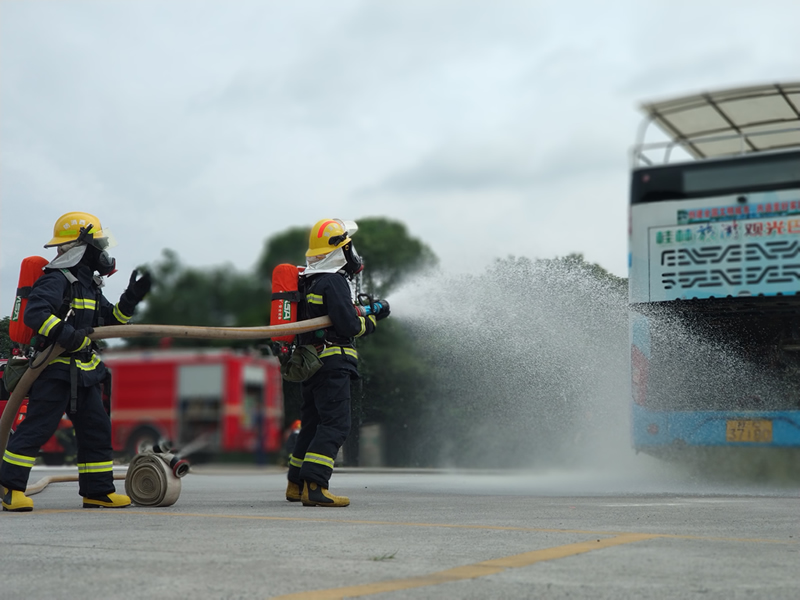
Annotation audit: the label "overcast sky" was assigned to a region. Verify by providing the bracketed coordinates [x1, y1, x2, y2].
[2, 0, 799, 318]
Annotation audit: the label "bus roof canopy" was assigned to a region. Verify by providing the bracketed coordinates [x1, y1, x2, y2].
[635, 82, 800, 165]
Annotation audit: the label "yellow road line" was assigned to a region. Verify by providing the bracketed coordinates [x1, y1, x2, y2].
[35, 509, 800, 545]
[29, 510, 797, 598]
[270, 533, 656, 600]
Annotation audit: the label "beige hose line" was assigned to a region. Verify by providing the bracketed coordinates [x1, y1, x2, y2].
[25, 472, 127, 496]
[0, 316, 332, 476]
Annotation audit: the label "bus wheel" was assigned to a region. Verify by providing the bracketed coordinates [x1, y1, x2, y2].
[41, 452, 66, 466]
[125, 426, 162, 458]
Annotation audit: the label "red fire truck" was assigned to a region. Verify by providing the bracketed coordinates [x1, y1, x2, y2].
[0, 349, 284, 464]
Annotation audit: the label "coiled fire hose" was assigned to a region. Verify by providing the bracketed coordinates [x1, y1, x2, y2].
[125, 447, 188, 507]
[124, 436, 209, 506]
[2, 317, 332, 505]
[24, 442, 194, 506]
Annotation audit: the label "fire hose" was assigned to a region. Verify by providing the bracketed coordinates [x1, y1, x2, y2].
[24, 443, 190, 506]
[124, 444, 188, 507]
[1, 316, 332, 506]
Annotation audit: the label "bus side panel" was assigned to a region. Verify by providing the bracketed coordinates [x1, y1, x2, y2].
[631, 404, 672, 448]
[633, 408, 800, 449]
[630, 311, 665, 449]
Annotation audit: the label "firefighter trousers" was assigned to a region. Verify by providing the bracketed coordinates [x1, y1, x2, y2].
[288, 367, 352, 488]
[0, 378, 115, 498]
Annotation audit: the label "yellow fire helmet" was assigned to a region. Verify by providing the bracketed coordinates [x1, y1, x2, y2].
[306, 219, 358, 258]
[44, 211, 116, 249]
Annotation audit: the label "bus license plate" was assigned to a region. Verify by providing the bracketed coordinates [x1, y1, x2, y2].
[726, 419, 772, 443]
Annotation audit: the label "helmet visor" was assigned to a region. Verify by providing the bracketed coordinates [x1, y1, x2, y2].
[337, 220, 358, 237]
[92, 228, 117, 250]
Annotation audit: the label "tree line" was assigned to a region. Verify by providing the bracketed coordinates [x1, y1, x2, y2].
[1, 217, 627, 468]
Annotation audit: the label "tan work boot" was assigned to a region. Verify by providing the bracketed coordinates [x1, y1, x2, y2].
[301, 481, 350, 507]
[2, 487, 34, 512]
[83, 492, 131, 508]
[286, 480, 302, 502]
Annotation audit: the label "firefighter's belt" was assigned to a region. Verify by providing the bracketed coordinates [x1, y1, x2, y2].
[2, 358, 30, 394]
[280, 345, 323, 383]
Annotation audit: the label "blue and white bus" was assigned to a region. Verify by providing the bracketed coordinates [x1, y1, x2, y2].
[628, 82, 800, 457]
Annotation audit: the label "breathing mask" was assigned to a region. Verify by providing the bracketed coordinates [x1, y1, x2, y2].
[342, 242, 364, 277]
[78, 224, 118, 276]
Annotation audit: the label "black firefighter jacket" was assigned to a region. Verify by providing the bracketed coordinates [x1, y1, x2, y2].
[300, 272, 377, 378]
[24, 264, 136, 388]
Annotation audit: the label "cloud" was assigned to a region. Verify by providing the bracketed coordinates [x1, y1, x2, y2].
[359, 129, 626, 197]
[3, 0, 800, 319]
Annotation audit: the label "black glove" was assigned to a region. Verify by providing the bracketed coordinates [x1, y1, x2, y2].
[374, 299, 391, 321]
[61, 327, 94, 352]
[124, 269, 152, 304]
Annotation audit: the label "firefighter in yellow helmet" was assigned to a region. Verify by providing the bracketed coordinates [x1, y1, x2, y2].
[1, 212, 152, 512]
[285, 219, 390, 507]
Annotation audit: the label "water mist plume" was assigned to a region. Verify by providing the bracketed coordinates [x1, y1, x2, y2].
[393, 256, 629, 470]
[388, 256, 800, 488]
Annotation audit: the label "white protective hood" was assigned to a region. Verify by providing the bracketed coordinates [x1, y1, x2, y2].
[46, 244, 87, 269]
[303, 246, 348, 276]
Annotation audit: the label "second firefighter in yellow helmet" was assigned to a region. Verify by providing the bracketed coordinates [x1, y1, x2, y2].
[285, 218, 389, 507]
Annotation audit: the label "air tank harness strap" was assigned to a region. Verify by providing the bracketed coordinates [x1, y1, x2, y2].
[272, 290, 304, 302]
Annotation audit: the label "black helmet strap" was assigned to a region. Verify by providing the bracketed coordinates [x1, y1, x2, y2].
[329, 232, 348, 247]
[77, 223, 95, 244]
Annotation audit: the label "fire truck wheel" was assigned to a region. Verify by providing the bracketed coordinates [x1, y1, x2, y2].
[41, 452, 66, 466]
[125, 426, 162, 458]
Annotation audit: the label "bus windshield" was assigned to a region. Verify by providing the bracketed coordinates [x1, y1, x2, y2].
[632, 151, 800, 204]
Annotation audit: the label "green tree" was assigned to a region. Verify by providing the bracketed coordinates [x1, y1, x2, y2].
[548, 252, 627, 292]
[129, 248, 268, 348]
[0, 317, 12, 359]
[254, 217, 438, 298]
[355, 217, 438, 298]
[354, 317, 438, 466]
[251, 227, 312, 434]
[254, 226, 308, 282]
